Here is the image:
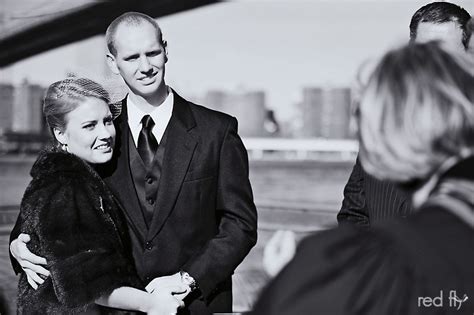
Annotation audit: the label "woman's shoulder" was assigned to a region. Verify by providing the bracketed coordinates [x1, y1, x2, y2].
[292, 225, 412, 287]
[295, 224, 413, 283]
[253, 226, 413, 315]
[21, 150, 103, 217]
[254, 220, 473, 315]
[30, 148, 95, 180]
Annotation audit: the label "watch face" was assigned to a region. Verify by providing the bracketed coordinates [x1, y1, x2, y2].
[181, 272, 196, 288]
[183, 274, 191, 283]
[181, 271, 197, 290]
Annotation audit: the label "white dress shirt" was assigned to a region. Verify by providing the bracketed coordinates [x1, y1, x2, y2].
[127, 88, 174, 146]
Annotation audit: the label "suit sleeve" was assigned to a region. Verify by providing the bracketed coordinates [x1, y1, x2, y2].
[9, 211, 23, 274]
[337, 157, 370, 227]
[35, 180, 140, 310]
[183, 117, 258, 298]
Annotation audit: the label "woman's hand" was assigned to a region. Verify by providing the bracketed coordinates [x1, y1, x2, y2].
[146, 273, 191, 302]
[146, 286, 186, 315]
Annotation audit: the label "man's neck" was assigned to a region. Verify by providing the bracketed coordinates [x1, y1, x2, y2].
[128, 85, 169, 113]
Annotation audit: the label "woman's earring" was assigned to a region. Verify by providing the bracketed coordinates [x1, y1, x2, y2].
[61, 143, 68, 151]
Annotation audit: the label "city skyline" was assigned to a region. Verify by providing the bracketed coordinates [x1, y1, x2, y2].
[0, 81, 354, 140]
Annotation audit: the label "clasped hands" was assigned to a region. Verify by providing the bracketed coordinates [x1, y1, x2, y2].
[146, 272, 193, 312]
[145, 273, 191, 315]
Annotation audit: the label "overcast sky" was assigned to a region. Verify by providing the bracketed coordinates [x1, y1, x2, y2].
[1, 0, 473, 121]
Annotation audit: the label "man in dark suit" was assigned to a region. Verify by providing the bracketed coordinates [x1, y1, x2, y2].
[337, 158, 412, 226]
[10, 12, 257, 314]
[338, 2, 471, 227]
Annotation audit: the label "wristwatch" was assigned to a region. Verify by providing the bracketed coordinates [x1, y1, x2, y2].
[180, 271, 198, 292]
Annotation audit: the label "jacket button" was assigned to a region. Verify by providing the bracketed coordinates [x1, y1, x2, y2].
[146, 177, 154, 184]
[145, 241, 153, 250]
[147, 198, 155, 205]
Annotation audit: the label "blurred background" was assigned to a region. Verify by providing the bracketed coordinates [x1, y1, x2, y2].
[1, 0, 473, 314]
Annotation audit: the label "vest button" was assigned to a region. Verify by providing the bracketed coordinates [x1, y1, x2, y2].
[145, 241, 153, 250]
[148, 198, 155, 205]
[146, 177, 154, 184]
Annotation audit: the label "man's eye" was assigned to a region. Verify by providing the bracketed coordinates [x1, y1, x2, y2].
[125, 56, 138, 61]
[147, 51, 161, 57]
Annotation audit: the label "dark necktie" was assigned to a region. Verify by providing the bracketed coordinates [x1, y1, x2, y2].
[137, 115, 158, 166]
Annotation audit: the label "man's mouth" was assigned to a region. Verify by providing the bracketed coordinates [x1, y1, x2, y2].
[138, 72, 158, 84]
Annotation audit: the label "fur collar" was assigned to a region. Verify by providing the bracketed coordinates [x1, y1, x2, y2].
[31, 149, 102, 183]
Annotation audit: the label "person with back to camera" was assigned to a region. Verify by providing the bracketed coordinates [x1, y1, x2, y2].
[14, 77, 185, 314]
[337, 1, 472, 227]
[253, 42, 474, 315]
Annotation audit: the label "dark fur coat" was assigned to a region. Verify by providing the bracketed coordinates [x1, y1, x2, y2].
[16, 150, 142, 314]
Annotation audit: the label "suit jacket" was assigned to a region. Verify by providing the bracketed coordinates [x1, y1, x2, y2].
[98, 90, 258, 314]
[337, 157, 412, 227]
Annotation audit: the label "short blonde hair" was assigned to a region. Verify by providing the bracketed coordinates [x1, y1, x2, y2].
[105, 12, 165, 57]
[358, 41, 474, 182]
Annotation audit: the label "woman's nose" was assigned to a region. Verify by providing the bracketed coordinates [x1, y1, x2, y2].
[97, 124, 114, 139]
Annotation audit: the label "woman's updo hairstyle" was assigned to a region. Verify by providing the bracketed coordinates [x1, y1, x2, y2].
[43, 77, 111, 146]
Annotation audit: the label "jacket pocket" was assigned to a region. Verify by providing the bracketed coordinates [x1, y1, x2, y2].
[183, 168, 215, 182]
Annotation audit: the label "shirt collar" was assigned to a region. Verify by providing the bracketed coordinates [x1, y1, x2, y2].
[126, 87, 174, 130]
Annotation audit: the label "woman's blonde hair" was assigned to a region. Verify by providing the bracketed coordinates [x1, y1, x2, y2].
[358, 41, 474, 182]
[43, 77, 111, 147]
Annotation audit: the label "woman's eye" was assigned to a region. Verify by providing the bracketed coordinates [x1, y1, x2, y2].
[104, 116, 113, 125]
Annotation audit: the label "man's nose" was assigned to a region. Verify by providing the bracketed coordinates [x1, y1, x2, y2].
[138, 56, 152, 73]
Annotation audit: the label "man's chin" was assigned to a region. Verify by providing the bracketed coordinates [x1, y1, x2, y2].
[133, 84, 160, 96]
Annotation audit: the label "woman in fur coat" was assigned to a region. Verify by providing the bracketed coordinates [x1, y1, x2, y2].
[12, 78, 184, 314]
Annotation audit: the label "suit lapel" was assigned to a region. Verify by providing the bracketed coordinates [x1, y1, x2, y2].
[147, 91, 197, 240]
[105, 98, 148, 242]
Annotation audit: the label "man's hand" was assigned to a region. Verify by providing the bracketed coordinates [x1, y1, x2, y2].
[263, 230, 296, 277]
[146, 273, 191, 301]
[10, 233, 50, 289]
[147, 286, 186, 315]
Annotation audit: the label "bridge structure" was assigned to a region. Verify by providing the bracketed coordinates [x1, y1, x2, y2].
[0, 0, 221, 66]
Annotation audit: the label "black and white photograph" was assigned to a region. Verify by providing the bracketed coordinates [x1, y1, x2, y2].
[0, 0, 473, 314]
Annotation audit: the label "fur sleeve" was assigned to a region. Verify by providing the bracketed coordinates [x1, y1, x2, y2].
[35, 176, 141, 310]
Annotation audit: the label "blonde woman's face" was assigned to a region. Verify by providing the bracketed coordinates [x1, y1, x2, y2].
[56, 97, 116, 164]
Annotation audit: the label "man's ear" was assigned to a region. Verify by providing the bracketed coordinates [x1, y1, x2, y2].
[163, 40, 168, 63]
[106, 53, 120, 75]
[53, 128, 67, 146]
